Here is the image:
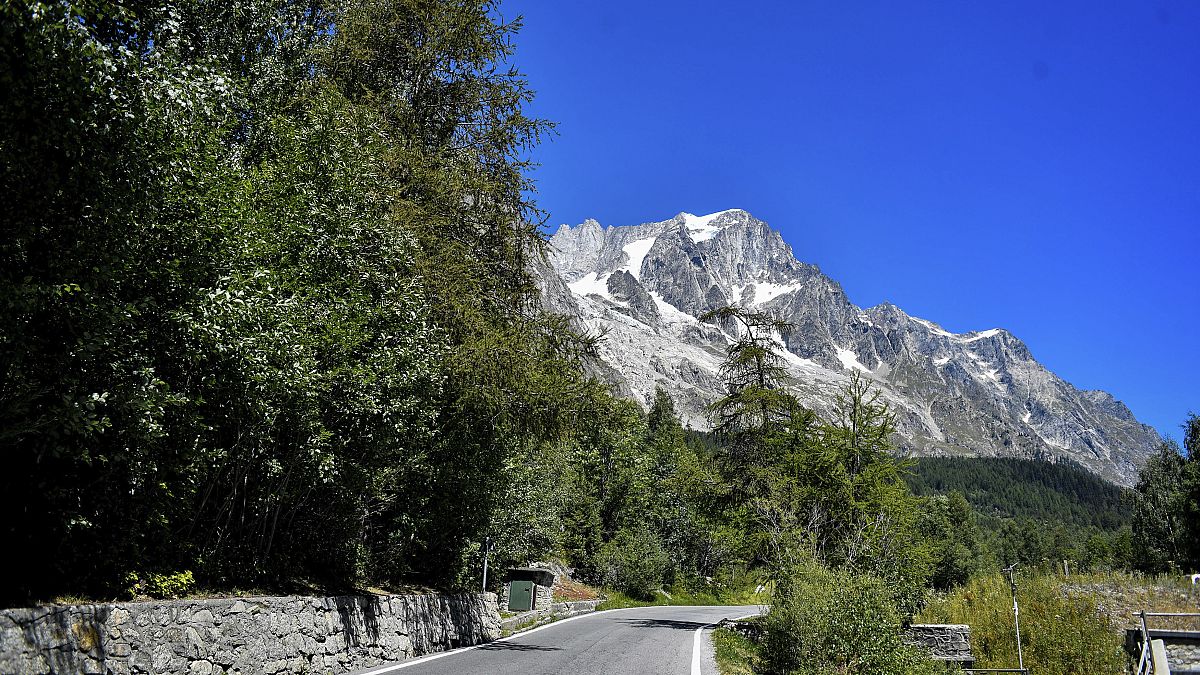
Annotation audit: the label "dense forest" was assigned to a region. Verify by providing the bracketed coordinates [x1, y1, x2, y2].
[3, 0, 1200, 671]
[908, 457, 1129, 530]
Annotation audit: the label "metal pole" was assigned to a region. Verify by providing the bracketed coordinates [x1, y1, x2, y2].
[1138, 610, 1151, 675]
[482, 537, 491, 593]
[1003, 564, 1025, 672]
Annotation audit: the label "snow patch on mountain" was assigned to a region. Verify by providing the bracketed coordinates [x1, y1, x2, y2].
[751, 280, 805, 305]
[650, 291, 698, 325]
[836, 347, 871, 373]
[621, 238, 657, 279]
[569, 273, 614, 301]
[684, 210, 736, 242]
[962, 329, 1003, 342]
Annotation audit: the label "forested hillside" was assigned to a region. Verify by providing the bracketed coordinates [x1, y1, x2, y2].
[907, 457, 1130, 530]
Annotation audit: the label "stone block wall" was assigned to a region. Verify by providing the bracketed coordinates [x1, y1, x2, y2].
[905, 624, 973, 664]
[534, 583, 553, 611]
[0, 592, 500, 675]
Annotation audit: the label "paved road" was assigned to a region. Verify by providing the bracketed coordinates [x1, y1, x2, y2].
[346, 605, 762, 675]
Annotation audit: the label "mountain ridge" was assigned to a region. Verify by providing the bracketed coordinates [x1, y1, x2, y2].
[542, 209, 1160, 486]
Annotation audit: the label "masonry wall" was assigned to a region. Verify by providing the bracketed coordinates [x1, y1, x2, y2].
[905, 624, 973, 664]
[0, 592, 500, 675]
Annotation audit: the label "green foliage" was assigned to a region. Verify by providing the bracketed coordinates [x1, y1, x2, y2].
[701, 306, 806, 488]
[760, 562, 941, 675]
[557, 387, 745, 598]
[918, 492, 986, 589]
[0, 0, 584, 604]
[919, 572, 1126, 675]
[693, 315, 941, 669]
[595, 527, 670, 600]
[907, 457, 1131, 530]
[125, 571, 196, 600]
[1183, 413, 1200, 566]
[712, 627, 760, 675]
[741, 373, 932, 615]
[1131, 433, 1198, 572]
[909, 456, 1136, 573]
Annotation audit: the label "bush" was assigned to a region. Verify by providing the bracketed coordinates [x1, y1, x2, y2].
[761, 562, 942, 675]
[595, 527, 669, 600]
[919, 572, 1126, 675]
[124, 570, 195, 599]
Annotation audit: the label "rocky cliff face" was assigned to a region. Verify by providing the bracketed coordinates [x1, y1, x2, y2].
[544, 209, 1160, 486]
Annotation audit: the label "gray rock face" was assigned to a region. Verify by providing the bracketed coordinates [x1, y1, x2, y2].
[544, 209, 1160, 485]
[606, 270, 660, 324]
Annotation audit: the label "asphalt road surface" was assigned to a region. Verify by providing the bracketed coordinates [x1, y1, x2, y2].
[346, 604, 763, 675]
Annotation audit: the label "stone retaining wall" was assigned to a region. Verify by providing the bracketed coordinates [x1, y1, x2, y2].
[905, 624, 973, 664]
[0, 592, 500, 675]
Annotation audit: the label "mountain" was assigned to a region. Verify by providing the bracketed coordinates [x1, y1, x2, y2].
[543, 209, 1160, 486]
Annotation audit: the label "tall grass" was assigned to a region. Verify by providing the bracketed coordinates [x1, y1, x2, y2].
[919, 572, 1126, 675]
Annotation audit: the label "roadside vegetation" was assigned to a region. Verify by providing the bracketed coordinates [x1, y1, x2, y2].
[713, 628, 760, 675]
[919, 572, 1127, 675]
[596, 584, 767, 611]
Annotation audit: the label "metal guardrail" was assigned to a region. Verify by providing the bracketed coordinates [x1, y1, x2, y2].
[1133, 610, 1200, 675]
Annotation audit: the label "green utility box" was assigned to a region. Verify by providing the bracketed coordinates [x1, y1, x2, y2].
[507, 580, 534, 611]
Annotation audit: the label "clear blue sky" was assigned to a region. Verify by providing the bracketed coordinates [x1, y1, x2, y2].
[501, 0, 1199, 442]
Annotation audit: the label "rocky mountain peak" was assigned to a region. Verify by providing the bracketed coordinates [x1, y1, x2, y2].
[541, 209, 1161, 485]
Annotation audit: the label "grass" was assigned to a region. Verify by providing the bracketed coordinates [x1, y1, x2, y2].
[919, 571, 1127, 675]
[596, 585, 769, 611]
[552, 576, 602, 602]
[1058, 570, 1200, 631]
[712, 627, 759, 675]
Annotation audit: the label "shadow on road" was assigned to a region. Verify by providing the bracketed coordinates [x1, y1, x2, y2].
[612, 618, 708, 631]
[478, 642, 562, 652]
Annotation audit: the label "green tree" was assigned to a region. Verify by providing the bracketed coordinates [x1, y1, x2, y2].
[1, 0, 588, 603]
[761, 562, 942, 675]
[920, 491, 986, 588]
[1181, 413, 1200, 568]
[702, 306, 800, 444]
[1130, 441, 1189, 572]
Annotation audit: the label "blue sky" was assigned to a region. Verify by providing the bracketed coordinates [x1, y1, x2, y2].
[502, 0, 1199, 442]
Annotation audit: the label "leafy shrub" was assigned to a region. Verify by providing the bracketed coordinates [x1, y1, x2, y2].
[919, 572, 1126, 675]
[124, 570, 195, 599]
[761, 562, 942, 675]
[595, 527, 669, 600]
